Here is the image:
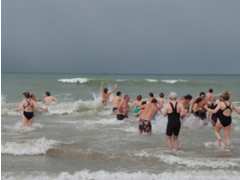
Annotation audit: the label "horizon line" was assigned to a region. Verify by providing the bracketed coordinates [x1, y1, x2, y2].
[2, 71, 240, 76]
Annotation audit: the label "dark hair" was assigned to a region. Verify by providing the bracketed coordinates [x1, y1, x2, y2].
[116, 91, 122, 96]
[45, 91, 51, 96]
[208, 88, 213, 93]
[103, 88, 108, 94]
[199, 92, 206, 97]
[184, 94, 192, 100]
[149, 92, 154, 97]
[195, 97, 203, 104]
[136, 95, 142, 101]
[23, 92, 31, 99]
[151, 98, 158, 103]
[159, 92, 164, 98]
[221, 91, 230, 101]
[141, 101, 147, 105]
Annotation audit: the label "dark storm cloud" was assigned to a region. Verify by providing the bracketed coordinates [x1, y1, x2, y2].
[2, 0, 240, 74]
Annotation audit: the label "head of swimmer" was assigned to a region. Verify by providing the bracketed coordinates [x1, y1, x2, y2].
[45, 91, 51, 96]
[136, 95, 142, 101]
[23, 92, 31, 99]
[116, 91, 122, 96]
[149, 92, 154, 98]
[220, 91, 231, 101]
[199, 91, 206, 98]
[169, 92, 177, 101]
[103, 88, 108, 94]
[184, 94, 192, 103]
[159, 92, 165, 98]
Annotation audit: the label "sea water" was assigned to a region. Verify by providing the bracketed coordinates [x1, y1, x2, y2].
[2, 73, 240, 180]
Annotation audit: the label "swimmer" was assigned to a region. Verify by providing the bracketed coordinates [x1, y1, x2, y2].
[17, 92, 37, 127]
[206, 88, 214, 103]
[111, 91, 122, 113]
[43, 91, 57, 105]
[132, 95, 143, 116]
[192, 93, 208, 120]
[205, 91, 240, 149]
[148, 92, 155, 104]
[163, 92, 184, 151]
[158, 92, 165, 112]
[179, 94, 193, 118]
[101, 84, 118, 106]
[139, 98, 158, 135]
[116, 95, 130, 120]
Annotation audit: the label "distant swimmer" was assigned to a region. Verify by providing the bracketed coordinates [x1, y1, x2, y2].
[17, 92, 37, 127]
[116, 95, 130, 120]
[43, 91, 57, 105]
[111, 91, 122, 113]
[139, 98, 158, 135]
[205, 91, 240, 149]
[100, 84, 118, 106]
[132, 95, 143, 116]
[163, 92, 184, 151]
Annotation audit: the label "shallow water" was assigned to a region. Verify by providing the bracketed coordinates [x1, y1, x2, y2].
[2, 73, 240, 180]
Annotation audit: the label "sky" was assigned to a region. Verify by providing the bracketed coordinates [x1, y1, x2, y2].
[2, 0, 240, 74]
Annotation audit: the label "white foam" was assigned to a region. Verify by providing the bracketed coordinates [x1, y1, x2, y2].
[47, 99, 102, 115]
[10, 122, 43, 132]
[3, 170, 240, 180]
[58, 78, 89, 84]
[116, 79, 128, 82]
[161, 79, 188, 84]
[2, 137, 58, 155]
[134, 151, 240, 168]
[145, 79, 158, 82]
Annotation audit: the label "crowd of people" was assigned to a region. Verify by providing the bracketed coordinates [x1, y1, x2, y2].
[17, 85, 240, 152]
[101, 85, 240, 151]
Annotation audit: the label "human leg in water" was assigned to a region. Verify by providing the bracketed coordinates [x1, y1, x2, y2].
[223, 125, 231, 148]
[214, 121, 223, 147]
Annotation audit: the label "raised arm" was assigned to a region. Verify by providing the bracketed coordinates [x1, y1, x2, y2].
[232, 105, 240, 115]
[110, 84, 118, 94]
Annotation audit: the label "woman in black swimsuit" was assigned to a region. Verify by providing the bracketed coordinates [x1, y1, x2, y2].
[19, 92, 37, 127]
[205, 91, 240, 148]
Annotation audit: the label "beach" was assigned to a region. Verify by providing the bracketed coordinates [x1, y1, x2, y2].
[2, 73, 240, 180]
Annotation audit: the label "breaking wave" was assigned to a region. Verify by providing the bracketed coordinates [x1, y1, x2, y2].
[3, 170, 240, 180]
[2, 137, 59, 155]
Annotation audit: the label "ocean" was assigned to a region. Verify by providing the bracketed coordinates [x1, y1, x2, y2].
[2, 72, 240, 180]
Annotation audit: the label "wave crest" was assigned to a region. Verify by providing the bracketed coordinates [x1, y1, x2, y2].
[3, 170, 240, 180]
[2, 137, 58, 155]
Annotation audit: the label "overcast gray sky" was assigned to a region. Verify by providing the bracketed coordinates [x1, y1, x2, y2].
[2, 0, 240, 74]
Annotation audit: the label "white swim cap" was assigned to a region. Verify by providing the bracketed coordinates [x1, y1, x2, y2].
[169, 92, 177, 100]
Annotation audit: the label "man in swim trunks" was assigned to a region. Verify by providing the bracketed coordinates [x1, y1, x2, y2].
[111, 91, 122, 113]
[163, 92, 184, 151]
[192, 92, 208, 120]
[43, 91, 57, 105]
[101, 84, 118, 106]
[116, 95, 130, 120]
[17, 92, 37, 127]
[139, 98, 158, 135]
